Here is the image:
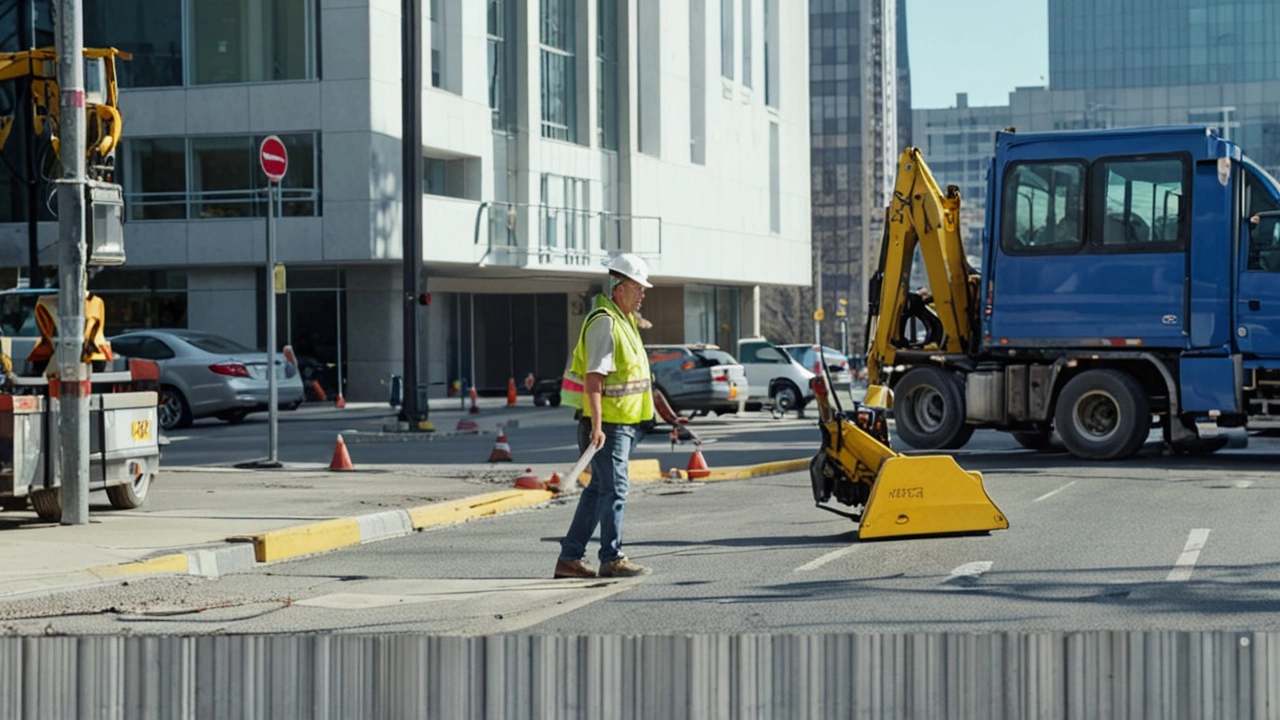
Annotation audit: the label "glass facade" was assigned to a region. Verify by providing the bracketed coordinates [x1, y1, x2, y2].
[1049, 0, 1280, 90]
[123, 133, 320, 220]
[488, 0, 515, 129]
[596, 0, 620, 150]
[540, 0, 577, 142]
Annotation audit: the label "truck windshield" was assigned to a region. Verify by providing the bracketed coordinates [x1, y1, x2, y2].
[1243, 156, 1280, 206]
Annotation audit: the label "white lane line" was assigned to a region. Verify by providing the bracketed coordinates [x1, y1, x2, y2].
[1034, 481, 1077, 502]
[794, 545, 859, 572]
[1235, 480, 1254, 489]
[1167, 529, 1212, 582]
[947, 561, 993, 582]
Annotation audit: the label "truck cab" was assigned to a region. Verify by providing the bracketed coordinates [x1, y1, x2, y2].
[868, 126, 1280, 459]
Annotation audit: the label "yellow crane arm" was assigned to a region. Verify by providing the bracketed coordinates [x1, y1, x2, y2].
[863, 147, 978, 407]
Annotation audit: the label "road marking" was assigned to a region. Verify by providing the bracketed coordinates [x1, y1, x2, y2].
[1235, 480, 1254, 489]
[1034, 481, 1077, 502]
[794, 545, 859, 572]
[1167, 529, 1211, 582]
[947, 561, 993, 582]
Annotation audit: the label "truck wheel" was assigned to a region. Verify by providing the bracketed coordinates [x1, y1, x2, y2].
[107, 463, 154, 510]
[30, 489, 60, 522]
[159, 386, 193, 431]
[893, 366, 974, 450]
[771, 382, 801, 413]
[1054, 369, 1149, 460]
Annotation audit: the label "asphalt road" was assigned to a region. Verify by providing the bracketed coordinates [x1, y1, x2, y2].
[4, 419, 1279, 637]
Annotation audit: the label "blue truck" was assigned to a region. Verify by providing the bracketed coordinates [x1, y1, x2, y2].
[862, 126, 1280, 460]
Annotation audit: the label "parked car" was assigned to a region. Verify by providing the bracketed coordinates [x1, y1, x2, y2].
[781, 344, 854, 388]
[736, 337, 816, 412]
[645, 344, 749, 417]
[107, 329, 306, 430]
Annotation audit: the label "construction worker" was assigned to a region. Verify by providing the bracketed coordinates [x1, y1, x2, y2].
[554, 253, 655, 579]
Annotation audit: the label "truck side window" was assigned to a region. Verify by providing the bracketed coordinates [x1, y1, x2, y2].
[1090, 157, 1187, 251]
[1000, 162, 1086, 255]
[1245, 168, 1280, 272]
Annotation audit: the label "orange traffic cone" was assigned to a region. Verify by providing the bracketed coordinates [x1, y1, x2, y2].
[489, 432, 513, 462]
[456, 418, 480, 434]
[311, 380, 328, 402]
[514, 467, 543, 490]
[469, 387, 480, 414]
[335, 393, 346, 408]
[329, 434, 354, 471]
[686, 449, 711, 479]
[546, 472, 563, 493]
[507, 377, 518, 407]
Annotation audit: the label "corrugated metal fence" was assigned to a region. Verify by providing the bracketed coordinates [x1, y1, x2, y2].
[1, 631, 1275, 719]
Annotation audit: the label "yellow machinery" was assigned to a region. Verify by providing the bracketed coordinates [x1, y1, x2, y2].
[27, 293, 113, 372]
[807, 146, 1006, 539]
[0, 46, 132, 181]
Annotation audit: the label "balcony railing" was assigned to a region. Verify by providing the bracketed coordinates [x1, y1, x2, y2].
[473, 200, 663, 267]
[124, 188, 321, 221]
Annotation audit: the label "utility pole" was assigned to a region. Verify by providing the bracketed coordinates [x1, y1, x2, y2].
[399, 0, 427, 429]
[54, 0, 89, 524]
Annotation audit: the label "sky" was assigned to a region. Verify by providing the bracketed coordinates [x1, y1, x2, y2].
[904, 0, 1049, 109]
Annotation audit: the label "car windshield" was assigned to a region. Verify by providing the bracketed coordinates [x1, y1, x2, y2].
[182, 333, 256, 354]
[692, 349, 737, 366]
[0, 291, 42, 337]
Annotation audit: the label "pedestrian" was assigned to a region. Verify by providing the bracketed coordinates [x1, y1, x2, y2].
[553, 253, 656, 579]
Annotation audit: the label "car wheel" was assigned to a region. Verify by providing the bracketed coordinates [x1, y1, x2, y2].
[1053, 369, 1149, 460]
[30, 488, 60, 522]
[771, 382, 801, 413]
[549, 392, 561, 407]
[216, 409, 250, 424]
[892, 366, 974, 450]
[159, 386, 193, 431]
[107, 460, 154, 510]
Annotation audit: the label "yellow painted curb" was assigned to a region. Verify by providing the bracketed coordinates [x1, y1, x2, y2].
[407, 489, 555, 529]
[246, 517, 362, 563]
[681, 457, 810, 482]
[90, 553, 190, 580]
[578, 458, 664, 486]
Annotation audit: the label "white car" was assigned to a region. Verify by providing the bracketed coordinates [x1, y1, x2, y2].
[736, 337, 816, 413]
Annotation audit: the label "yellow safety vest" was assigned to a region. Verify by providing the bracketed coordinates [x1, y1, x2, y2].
[560, 294, 654, 425]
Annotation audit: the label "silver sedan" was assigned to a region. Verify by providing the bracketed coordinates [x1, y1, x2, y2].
[107, 329, 305, 430]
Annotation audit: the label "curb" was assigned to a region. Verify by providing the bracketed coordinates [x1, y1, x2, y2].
[0, 458, 808, 600]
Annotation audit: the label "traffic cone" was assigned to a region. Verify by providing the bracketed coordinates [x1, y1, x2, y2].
[335, 393, 346, 408]
[455, 418, 480, 434]
[488, 432, 513, 462]
[514, 467, 543, 490]
[469, 387, 480, 414]
[546, 472, 563, 493]
[311, 379, 328, 401]
[686, 449, 711, 479]
[507, 377, 518, 407]
[329, 434, 354, 471]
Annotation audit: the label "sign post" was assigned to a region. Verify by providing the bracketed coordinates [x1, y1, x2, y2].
[260, 135, 287, 467]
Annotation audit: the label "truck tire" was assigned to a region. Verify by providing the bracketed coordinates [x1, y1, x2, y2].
[107, 466, 154, 510]
[1012, 429, 1056, 451]
[30, 488, 60, 522]
[893, 366, 974, 450]
[1054, 369, 1149, 460]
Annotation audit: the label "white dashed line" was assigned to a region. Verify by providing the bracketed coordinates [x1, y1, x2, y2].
[1167, 529, 1211, 582]
[794, 545, 859, 572]
[1034, 481, 1077, 502]
[947, 561, 993, 582]
[1235, 480, 1254, 489]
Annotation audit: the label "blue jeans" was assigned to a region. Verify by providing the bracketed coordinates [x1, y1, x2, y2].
[559, 419, 645, 564]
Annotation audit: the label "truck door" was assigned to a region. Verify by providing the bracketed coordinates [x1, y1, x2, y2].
[1237, 166, 1280, 356]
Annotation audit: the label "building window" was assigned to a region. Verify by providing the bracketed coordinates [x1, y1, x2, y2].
[540, 0, 577, 142]
[721, 0, 734, 79]
[123, 134, 321, 220]
[764, 0, 778, 107]
[741, 0, 752, 88]
[430, 0, 443, 88]
[84, 0, 183, 87]
[189, 0, 316, 85]
[424, 156, 480, 199]
[597, 0, 620, 150]
[488, 0, 515, 129]
[769, 122, 780, 233]
[690, 0, 706, 164]
[540, 173, 591, 253]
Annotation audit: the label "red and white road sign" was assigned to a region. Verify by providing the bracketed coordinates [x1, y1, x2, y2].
[259, 135, 288, 182]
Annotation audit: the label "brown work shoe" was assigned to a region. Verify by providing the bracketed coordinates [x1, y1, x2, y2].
[553, 559, 597, 579]
[599, 558, 652, 578]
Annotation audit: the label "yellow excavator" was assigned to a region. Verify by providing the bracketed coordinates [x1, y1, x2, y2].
[808, 147, 1007, 539]
[0, 46, 131, 181]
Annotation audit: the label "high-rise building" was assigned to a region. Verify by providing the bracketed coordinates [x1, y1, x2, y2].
[0, 0, 813, 400]
[789, 0, 899, 356]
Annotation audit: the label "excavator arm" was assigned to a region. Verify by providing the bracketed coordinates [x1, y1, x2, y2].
[862, 147, 979, 407]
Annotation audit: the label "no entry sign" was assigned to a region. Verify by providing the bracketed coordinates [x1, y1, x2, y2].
[259, 135, 288, 182]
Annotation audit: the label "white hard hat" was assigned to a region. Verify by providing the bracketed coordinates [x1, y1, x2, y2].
[604, 253, 652, 288]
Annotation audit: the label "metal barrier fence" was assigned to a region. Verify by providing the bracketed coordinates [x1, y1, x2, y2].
[1, 630, 1274, 719]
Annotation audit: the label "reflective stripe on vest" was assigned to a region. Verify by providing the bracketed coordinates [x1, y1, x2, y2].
[560, 296, 654, 424]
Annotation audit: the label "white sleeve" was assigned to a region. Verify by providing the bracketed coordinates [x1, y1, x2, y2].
[583, 316, 616, 375]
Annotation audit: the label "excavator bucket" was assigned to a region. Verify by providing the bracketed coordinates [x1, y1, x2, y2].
[809, 376, 1007, 540]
